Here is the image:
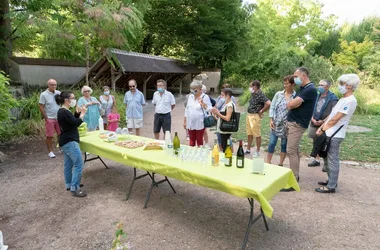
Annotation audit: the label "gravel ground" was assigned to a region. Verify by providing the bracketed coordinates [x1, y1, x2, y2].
[0, 97, 380, 250]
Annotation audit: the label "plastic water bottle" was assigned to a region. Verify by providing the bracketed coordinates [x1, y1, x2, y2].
[165, 131, 173, 154]
[98, 116, 104, 132]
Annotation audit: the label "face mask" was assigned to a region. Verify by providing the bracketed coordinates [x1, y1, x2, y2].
[70, 99, 77, 108]
[190, 89, 198, 95]
[338, 85, 347, 95]
[249, 87, 255, 93]
[294, 77, 302, 86]
[220, 97, 226, 103]
[104, 91, 110, 95]
[317, 87, 326, 94]
[158, 87, 164, 93]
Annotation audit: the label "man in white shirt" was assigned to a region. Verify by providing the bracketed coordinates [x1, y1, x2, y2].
[315, 74, 359, 193]
[39, 79, 61, 158]
[152, 79, 176, 139]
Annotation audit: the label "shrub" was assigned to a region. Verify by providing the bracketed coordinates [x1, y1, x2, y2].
[0, 72, 18, 122]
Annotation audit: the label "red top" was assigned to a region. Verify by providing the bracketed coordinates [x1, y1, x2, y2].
[107, 113, 120, 132]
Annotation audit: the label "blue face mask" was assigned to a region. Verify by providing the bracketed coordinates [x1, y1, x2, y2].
[294, 77, 302, 86]
[158, 87, 164, 93]
[220, 97, 226, 103]
[317, 87, 326, 94]
[104, 91, 110, 96]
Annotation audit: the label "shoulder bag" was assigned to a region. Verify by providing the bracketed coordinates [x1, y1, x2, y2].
[201, 95, 217, 128]
[220, 103, 240, 132]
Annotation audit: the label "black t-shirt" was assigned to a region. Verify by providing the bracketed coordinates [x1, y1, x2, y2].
[287, 83, 318, 128]
[57, 108, 83, 147]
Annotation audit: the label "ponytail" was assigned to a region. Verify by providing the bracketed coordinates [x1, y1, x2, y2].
[55, 91, 73, 105]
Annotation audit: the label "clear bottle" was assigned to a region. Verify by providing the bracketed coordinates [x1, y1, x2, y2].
[165, 131, 173, 153]
[224, 139, 233, 167]
[236, 140, 245, 168]
[98, 116, 104, 132]
[212, 139, 219, 166]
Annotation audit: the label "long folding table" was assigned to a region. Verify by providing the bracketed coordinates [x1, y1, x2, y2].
[80, 131, 300, 249]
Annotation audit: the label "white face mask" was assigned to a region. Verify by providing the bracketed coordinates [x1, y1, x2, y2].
[249, 87, 255, 93]
[70, 99, 77, 108]
[338, 85, 347, 95]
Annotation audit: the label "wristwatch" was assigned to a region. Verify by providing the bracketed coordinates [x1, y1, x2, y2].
[320, 127, 325, 132]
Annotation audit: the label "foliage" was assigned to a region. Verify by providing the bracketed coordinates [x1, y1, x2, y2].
[0, 119, 44, 143]
[313, 30, 341, 58]
[0, 72, 18, 122]
[362, 47, 380, 87]
[331, 39, 374, 69]
[111, 223, 129, 250]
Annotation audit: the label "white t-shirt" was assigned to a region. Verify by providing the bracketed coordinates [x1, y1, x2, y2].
[325, 95, 357, 138]
[184, 93, 212, 130]
[152, 90, 176, 114]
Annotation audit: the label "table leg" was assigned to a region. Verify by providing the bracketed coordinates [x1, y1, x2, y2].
[126, 168, 152, 201]
[143, 173, 176, 209]
[83, 152, 109, 169]
[242, 198, 270, 250]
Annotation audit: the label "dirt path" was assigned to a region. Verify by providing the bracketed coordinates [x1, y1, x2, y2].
[0, 97, 379, 250]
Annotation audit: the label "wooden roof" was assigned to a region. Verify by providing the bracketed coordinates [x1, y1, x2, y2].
[9, 57, 86, 67]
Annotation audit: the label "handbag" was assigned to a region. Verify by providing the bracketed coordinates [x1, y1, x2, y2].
[219, 103, 240, 132]
[311, 125, 344, 158]
[201, 95, 217, 128]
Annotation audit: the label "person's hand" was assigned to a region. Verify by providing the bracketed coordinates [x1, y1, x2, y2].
[270, 119, 275, 130]
[316, 128, 323, 136]
[258, 110, 264, 118]
[211, 107, 219, 115]
[311, 117, 316, 125]
[317, 120, 324, 126]
[80, 105, 87, 114]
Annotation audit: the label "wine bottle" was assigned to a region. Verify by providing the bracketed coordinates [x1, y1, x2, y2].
[236, 140, 244, 168]
[212, 138, 219, 166]
[224, 139, 232, 167]
[173, 132, 180, 155]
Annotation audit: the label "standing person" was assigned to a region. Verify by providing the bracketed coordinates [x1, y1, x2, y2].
[308, 80, 338, 168]
[152, 79, 176, 139]
[99, 86, 116, 130]
[77, 86, 101, 131]
[39, 79, 61, 158]
[245, 80, 271, 157]
[107, 106, 120, 132]
[201, 84, 214, 146]
[123, 79, 145, 136]
[315, 74, 359, 193]
[55, 91, 87, 197]
[266, 76, 296, 166]
[184, 81, 212, 147]
[283, 67, 317, 190]
[211, 88, 235, 152]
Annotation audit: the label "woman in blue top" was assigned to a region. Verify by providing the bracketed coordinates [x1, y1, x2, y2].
[266, 75, 296, 166]
[77, 86, 101, 131]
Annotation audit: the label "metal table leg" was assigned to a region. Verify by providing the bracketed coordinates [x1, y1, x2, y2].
[126, 168, 153, 200]
[83, 152, 109, 169]
[143, 173, 176, 209]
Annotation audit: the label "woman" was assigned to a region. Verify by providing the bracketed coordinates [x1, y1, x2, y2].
[184, 81, 212, 147]
[77, 86, 101, 131]
[266, 75, 296, 165]
[315, 74, 359, 193]
[55, 91, 87, 197]
[211, 88, 235, 152]
[99, 86, 116, 130]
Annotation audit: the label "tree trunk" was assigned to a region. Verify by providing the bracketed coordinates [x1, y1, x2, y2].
[0, 0, 12, 74]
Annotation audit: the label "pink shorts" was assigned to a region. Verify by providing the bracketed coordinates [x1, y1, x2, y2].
[45, 119, 61, 137]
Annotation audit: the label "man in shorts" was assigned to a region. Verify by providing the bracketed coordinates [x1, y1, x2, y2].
[39, 79, 61, 158]
[152, 79, 176, 139]
[123, 79, 146, 136]
[245, 80, 271, 157]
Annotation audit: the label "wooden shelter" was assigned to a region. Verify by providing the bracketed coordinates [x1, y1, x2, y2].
[75, 49, 201, 99]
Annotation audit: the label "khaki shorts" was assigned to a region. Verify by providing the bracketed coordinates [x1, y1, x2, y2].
[127, 118, 143, 129]
[246, 113, 262, 137]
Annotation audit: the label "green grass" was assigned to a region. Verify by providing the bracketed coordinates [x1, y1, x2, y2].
[233, 112, 380, 163]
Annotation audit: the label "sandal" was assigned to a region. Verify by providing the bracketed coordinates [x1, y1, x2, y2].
[315, 186, 335, 193]
[317, 181, 328, 186]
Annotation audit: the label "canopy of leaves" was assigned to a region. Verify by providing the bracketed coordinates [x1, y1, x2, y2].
[0, 72, 18, 122]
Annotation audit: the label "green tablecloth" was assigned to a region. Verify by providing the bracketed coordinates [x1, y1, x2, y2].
[79, 131, 300, 218]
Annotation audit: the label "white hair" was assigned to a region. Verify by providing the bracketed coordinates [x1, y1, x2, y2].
[201, 84, 207, 93]
[190, 80, 202, 89]
[338, 74, 360, 91]
[81, 85, 93, 94]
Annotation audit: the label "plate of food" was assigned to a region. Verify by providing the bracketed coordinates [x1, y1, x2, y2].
[115, 140, 145, 149]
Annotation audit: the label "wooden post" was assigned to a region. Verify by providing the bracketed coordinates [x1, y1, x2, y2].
[179, 79, 183, 97]
[111, 66, 116, 92]
[143, 74, 153, 100]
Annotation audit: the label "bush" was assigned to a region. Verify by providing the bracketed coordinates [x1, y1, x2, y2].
[0, 72, 18, 122]
[0, 119, 44, 143]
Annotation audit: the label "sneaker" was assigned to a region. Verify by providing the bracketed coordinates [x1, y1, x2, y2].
[253, 151, 260, 158]
[48, 151, 56, 158]
[308, 160, 320, 167]
[71, 190, 87, 197]
[244, 150, 251, 155]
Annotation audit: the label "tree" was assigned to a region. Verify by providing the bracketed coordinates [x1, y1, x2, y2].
[332, 38, 374, 69]
[0, 71, 17, 122]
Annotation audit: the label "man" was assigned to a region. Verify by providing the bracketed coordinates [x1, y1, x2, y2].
[245, 80, 271, 157]
[308, 80, 338, 168]
[152, 79, 176, 139]
[283, 67, 317, 191]
[39, 79, 61, 158]
[123, 79, 146, 136]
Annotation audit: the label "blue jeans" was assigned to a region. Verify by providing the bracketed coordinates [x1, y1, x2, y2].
[61, 141, 84, 191]
[267, 131, 287, 153]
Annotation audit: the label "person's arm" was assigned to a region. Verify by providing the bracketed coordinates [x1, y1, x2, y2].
[319, 112, 345, 133]
[287, 97, 303, 109]
[200, 95, 212, 111]
[123, 93, 128, 109]
[269, 92, 279, 118]
[215, 106, 233, 122]
[38, 94, 48, 120]
[170, 93, 175, 110]
[63, 109, 84, 127]
[141, 93, 146, 106]
[152, 93, 157, 106]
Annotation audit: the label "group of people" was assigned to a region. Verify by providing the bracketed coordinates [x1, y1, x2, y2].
[39, 66, 359, 197]
[244, 67, 359, 194]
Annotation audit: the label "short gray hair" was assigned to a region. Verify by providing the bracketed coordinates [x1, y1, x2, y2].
[157, 79, 167, 87]
[201, 84, 207, 92]
[128, 79, 137, 86]
[338, 74, 360, 91]
[81, 85, 93, 94]
[296, 67, 310, 77]
[320, 79, 332, 87]
[190, 80, 202, 89]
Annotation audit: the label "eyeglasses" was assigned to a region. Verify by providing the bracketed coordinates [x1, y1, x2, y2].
[83, 90, 90, 93]
[318, 84, 327, 87]
[129, 86, 136, 88]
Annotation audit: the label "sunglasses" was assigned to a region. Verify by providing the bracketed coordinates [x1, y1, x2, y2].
[129, 85, 136, 88]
